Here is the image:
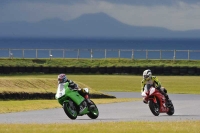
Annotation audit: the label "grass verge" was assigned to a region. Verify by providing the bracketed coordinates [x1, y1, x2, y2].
[0, 75, 200, 94]
[0, 121, 199, 133]
[0, 98, 139, 114]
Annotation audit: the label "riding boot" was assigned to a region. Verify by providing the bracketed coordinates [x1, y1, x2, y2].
[80, 92, 94, 110]
[84, 93, 95, 110]
[159, 90, 171, 107]
[86, 99, 95, 110]
[164, 94, 171, 107]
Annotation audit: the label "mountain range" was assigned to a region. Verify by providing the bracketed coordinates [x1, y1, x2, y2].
[0, 12, 200, 38]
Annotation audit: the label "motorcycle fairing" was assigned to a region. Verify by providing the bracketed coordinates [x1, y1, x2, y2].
[149, 87, 155, 95]
[55, 83, 66, 99]
[56, 82, 84, 106]
[146, 87, 170, 112]
[64, 83, 85, 106]
[66, 90, 85, 106]
[152, 90, 169, 112]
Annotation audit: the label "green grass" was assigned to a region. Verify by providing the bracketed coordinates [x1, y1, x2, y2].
[1, 74, 200, 94]
[69, 75, 200, 94]
[0, 121, 199, 133]
[0, 98, 138, 114]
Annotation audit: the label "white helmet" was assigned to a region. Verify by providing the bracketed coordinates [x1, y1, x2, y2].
[83, 88, 89, 94]
[143, 69, 152, 80]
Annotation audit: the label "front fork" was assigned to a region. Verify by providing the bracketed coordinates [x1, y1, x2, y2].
[153, 96, 157, 103]
[149, 96, 159, 109]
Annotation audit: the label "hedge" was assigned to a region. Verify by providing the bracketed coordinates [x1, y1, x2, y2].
[0, 66, 199, 75]
[0, 92, 116, 100]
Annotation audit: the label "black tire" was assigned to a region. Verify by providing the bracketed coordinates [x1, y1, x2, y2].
[167, 102, 175, 116]
[149, 100, 160, 116]
[63, 100, 78, 120]
[87, 100, 99, 119]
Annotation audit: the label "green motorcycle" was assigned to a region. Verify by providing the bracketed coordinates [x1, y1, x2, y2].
[55, 82, 99, 120]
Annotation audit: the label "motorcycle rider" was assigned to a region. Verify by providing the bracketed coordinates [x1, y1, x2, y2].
[57, 73, 94, 108]
[141, 69, 171, 107]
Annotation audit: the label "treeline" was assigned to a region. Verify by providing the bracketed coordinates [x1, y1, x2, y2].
[0, 65, 198, 75]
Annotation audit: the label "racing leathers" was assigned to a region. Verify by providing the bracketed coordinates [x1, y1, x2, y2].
[66, 79, 79, 90]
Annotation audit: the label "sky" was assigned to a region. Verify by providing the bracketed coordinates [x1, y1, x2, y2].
[0, 0, 200, 31]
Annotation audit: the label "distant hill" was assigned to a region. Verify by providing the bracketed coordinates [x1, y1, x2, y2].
[0, 12, 200, 38]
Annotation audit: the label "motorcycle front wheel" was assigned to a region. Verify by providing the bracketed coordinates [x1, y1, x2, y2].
[87, 100, 99, 119]
[63, 100, 78, 120]
[149, 100, 160, 116]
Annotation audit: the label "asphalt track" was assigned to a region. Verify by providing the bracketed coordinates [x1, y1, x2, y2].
[0, 92, 200, 123]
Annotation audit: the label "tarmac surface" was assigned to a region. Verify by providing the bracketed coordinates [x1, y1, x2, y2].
[0, 92, 200, 123]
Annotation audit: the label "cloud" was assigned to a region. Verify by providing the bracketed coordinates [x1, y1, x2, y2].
[102, 0, 200, 6]
[0, 0, 200, 31]
[1, 0, 199, 6]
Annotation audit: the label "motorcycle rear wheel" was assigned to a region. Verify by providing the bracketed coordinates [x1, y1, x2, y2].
[63, 100, 78, 120]
[87, 100, 99, 119]
[149, 100, 160, 116]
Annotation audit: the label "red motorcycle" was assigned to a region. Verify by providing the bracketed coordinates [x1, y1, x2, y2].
[141, 85, 174, 116]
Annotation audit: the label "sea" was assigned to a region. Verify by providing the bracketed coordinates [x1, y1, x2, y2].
[0, 37, 200, 60]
